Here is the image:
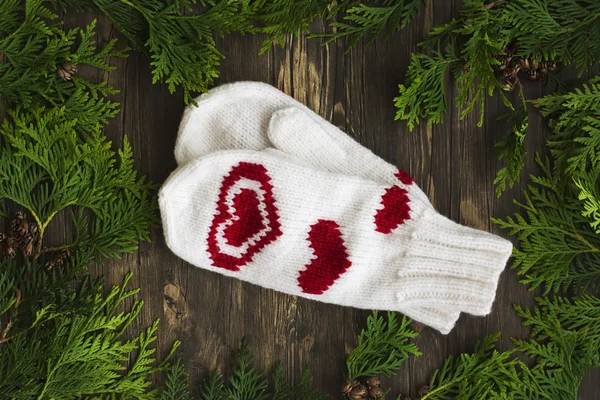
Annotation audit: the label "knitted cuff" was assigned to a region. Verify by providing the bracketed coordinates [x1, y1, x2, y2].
[395, 209, 512, 315]
[399, 306, 461, 335]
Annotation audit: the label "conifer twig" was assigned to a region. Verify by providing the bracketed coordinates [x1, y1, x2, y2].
[0, 288, 20, 343]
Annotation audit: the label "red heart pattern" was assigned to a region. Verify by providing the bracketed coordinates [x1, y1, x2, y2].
[374, 185, 411, 234]
[223, 189, 266, 247]
[207, 162, 282, 271]
[298, 219, 352, 294]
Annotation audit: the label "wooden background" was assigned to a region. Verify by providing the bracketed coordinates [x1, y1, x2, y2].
[56, 2, 599, 398]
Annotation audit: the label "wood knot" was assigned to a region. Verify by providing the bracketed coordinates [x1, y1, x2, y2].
[163, 283, 187, 323]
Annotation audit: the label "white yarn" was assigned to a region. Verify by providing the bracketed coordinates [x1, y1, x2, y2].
[166, 81, 513, 334]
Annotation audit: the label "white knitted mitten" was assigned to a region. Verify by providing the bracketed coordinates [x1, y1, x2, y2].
[160, 150, 512, 333]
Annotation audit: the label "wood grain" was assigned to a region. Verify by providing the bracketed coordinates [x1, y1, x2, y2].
[57, 3, 599, 398]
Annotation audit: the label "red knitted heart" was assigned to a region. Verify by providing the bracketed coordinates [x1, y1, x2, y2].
[207, 162, 282, 271]
[374, 185, 411, 234]
[298, 220, 352, 294]
[223, 189, 266, 247]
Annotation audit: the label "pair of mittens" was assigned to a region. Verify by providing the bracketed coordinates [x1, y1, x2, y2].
[160, 82, 513, 334]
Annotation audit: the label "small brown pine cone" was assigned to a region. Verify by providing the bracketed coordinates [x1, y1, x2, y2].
[502, 66, 519, 79]
[5, 235, 15, 246]
[350, 380, 360, 388]
[45, 259, 57, 271]
[22, 241, 33, 257]
[519, 57, 531, 70]
[526, 69, 538, 81]
[3, 244, 16, 258]
[62, 61, 78, 74]
[349, 384, 368, 399]
[368, 386, 383, 398]
[57, 62, 78, 81]
[342, 381, 353, 395]
[502, 78, 517, 92]
[18, 220, 28, 234]
[530, 59, 540, 70]
[9, 220, 19, 237]
[28, 223, 38, 235]
[366, 377, 381, 388]
[60, 249, 71, 260]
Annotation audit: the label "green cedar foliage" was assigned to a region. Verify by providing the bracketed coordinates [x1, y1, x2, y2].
[346, 311, 420, 381]
[0, 271, 181, 399]
[52, 0, 255, 104]
[419, 333, 518, 399]
[0, 0, 125, 110]
[255, 0, 427, 54]
[417, 295, 600, 399]
[0, 106, 158, 266]
[195, 337, 326, 400]
[392, 0, 600, 196]
[254, 0, 331, 55]
[494, 79, 600, 294]
[317, 0, 427, 49]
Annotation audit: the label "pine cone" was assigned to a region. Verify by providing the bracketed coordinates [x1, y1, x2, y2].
[46, 255, 64, 271]
[21, 236, 34, 257]
[57, 62, 78, 81]
[502, 77, 517, 92]
[348, 385, 368, 400]
[342, 381, 353, 395]
[366, 377, 381, 388]
[368, 386, 383, 398]
[526, 69, 538, 81]
[3, 242, 16, 258]
[502, 66, 519, 79]
[60, 249, 71, 260]
[45, 249, 71, 271]
[518, 58, 527, 70]
[0, 233, 16, 258]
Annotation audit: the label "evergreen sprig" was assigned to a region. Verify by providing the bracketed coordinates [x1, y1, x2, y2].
[393, 0, 600, 196]
[0, 1, 125, 110]
[0, 106, 158, 266]
[420, 333, 517, 399]
[317, 0, 427, 49]
[416, 294, 600, 400]
[395, 0, 509, 130]
[0, 272, 180, 399]
[53, 0, 256, 103]
[195, 338, 326, 400]
[493, 98, 528, 196]
[494, 79, 600, 294]
[346, 311, 420, 381]
[504, 0, 600, 69]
